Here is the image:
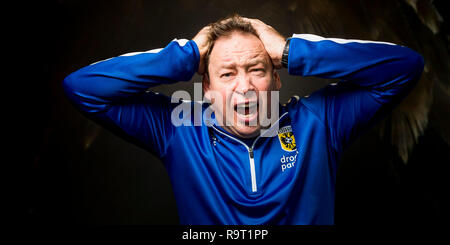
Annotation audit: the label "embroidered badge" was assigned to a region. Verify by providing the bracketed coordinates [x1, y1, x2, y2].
[277, 126, 296, 152]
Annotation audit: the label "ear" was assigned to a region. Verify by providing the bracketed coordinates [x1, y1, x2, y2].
[273, 70, 282, 90]
[202, 74, 211, 101]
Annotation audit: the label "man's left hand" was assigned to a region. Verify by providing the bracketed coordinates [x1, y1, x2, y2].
[244, 18, 286, 69]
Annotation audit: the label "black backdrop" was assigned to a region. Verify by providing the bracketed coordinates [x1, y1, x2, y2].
[15, 0, 449, 227]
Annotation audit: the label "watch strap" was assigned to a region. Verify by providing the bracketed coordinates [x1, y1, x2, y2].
[281, 38, 291, 68]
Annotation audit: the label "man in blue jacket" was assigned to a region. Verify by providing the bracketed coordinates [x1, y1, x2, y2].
[63, 15, 424, 225]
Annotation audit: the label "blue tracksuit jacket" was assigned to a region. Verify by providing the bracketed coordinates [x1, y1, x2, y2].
[63, 34, 424, 225]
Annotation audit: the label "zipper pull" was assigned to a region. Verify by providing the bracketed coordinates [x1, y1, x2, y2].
[249, 148, 254, 158]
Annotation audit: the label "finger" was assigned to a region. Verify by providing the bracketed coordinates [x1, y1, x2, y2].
[243, 17, 265, 26]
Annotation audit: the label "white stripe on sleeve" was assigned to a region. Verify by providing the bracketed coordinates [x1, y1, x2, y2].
[292, 34, 396, 46]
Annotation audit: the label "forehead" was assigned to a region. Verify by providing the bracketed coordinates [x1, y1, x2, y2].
[209, 31, 270, 68]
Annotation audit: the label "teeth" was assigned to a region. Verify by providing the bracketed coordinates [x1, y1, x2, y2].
[236, 102, 257, 109]
[235, 102, 258, 118]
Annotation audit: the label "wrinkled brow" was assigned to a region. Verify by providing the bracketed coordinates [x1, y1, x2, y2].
[218, 58, 268, 69]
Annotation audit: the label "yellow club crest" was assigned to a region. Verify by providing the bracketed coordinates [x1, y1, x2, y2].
[278, 126, 296, 152]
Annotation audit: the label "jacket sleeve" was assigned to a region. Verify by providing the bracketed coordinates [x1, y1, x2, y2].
[287, 34, 424, 153]
[63, 39, 200, 157]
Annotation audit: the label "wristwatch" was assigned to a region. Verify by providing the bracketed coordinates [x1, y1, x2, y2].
[281, 38, 291, 68]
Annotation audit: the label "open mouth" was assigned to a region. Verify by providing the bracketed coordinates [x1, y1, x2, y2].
[234, 101, 258, 122]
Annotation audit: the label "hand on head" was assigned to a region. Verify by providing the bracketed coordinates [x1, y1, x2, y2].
[242, 17, 286, 69]
[192, 26, 211, 75]
[192, 16, 286, 74]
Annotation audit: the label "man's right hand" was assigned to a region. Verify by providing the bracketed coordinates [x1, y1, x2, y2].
[192, 26, 211, 75]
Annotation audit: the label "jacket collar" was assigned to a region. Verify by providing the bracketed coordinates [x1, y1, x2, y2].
[206, 104, 290, 145]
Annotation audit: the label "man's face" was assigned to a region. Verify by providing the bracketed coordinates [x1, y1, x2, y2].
[203, 31, 281, 138]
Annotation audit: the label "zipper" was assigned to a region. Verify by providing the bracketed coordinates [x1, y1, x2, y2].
[248, 147, 257, 192]
[210, 112, 288, 193]
[211, 125, 260, 192]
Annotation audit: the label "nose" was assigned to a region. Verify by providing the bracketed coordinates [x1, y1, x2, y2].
[235, 74, 255, 95]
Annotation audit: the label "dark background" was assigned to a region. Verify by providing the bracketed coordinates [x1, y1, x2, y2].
[14, 0, 449, 227]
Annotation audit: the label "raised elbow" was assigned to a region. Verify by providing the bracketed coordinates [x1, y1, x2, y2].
[62, 69, 90, 110]
[403, 49, 425, 81]
[62, 72, 77, 99]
